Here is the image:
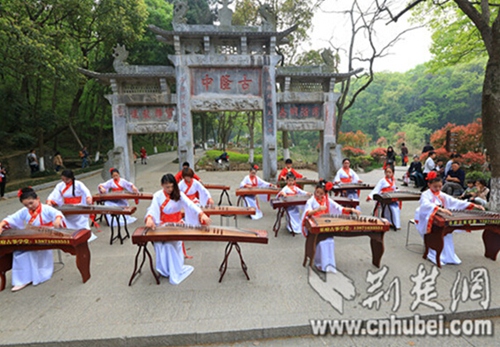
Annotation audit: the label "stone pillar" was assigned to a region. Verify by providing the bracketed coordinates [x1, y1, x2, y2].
[261, 56, 280, 182]
[105, 79, 135, 183]
[318, 90, 342, 181]
[171, 58, 194, 170]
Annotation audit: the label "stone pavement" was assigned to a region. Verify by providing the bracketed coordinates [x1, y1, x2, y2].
[0, 152, 499, 347]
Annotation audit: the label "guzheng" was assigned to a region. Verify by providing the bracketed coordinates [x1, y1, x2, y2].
[201, 205, 256, 216]
[132, 224, 268, 244]
[129, 224, 268, 285]
[235, 187, 281, 196]
[270, 195, 359, 209]
[425, 209, 500, 267]
[0, 226, 91, 291]
[278, 179, 318, 187]
[92, 192, 153, 202]
[57, 205, 137, 215]
[373, 191, 421, 204]
[332, 183, 374, 191]
[203, 183, 231, 191]
[303, 214, 390, 268]
[306, 214, 390, 233]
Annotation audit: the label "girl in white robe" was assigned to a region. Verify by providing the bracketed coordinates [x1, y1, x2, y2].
[414, 171, 484, 265]
[367, 165, 401, 230]
[97, 168, 138, 226]
[178, 168, 214, 206]
[277, 172, 311, 234]
[239, 164, 276, 220]
[333, 158, 363, 201]
[0, 188, 64, 291]
[47, 170, 96, 241]
[145, 174, 211, 285]
[301, 181, 360, 273]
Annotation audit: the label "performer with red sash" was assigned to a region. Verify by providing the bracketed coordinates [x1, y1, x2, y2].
[145, 174, 211, 285]
[97, 168, 139, 226]
[301, 181, 360, 273]
[333, 158, 363, 201]
[47, 170, 96, 241]
[239, 164, 276, 220]
[175, 162, 201, 183]
[278, 158, 304, 181]
[414, 171, 484, 265]
[0, 187, 65, 291]
[367, 165, 401, 230]
[178, 168, 213, 206]
[277, 172, 311, 234]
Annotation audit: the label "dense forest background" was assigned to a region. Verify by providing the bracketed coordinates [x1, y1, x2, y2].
[0, 0, 486, 174]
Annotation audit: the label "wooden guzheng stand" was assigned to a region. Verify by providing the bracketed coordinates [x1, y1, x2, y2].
[303, 214, 390, 268]
[129, 224, 268, 284]
[202, 183, 232, 206]
[235, 187, 281, 207]
[57, 205, 137, 245]
[0, 227, 91, 291]
[270, 196, 359, 237]
[427, 209, 500, 268]
[372, 191, 421, 229]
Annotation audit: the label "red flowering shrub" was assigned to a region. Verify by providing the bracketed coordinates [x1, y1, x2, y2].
[338, 130, 370, 148]
[461, 152, 486, 171]
[370, 147, 387, 162]
[430, 119, 483, 154]
[342, 146, 366, 157]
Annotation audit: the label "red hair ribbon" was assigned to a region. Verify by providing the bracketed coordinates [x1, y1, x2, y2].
[252, 164, 259, 170]
[109, 168, 115, 173]
[17, 189, 23, 198]
[426, 171, 437, 181]
[325, 181, 334, 192]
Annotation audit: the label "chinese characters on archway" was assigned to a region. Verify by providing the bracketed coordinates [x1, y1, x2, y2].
[128, 106, 176, 122]
[278, 103, 322, 120]
[192, 68, 261, 96]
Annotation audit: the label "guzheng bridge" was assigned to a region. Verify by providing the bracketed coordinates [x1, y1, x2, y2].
[79, 0, 361, 183]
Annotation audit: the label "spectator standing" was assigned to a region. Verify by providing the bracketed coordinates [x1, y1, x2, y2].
[27, 149, 39, 174]
[53, 152, 63, 172]
[400, 143, 409, 166]
[421, 151, 437, 191]
[0, 162, 6, 199]
[140, 147, 147, 165]
[442, 161, 466, 196]
[422, 142, 435, 154]
[384, 146, 396, 170]
[80, 147, 89, 168]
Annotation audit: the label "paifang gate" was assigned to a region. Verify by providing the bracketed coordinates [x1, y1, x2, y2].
[79, 1, 360, 183]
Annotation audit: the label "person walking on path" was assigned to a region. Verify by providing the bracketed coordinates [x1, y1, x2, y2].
[80, 147, 89, 169]
[53, 152, 64, 172]
[140, 147, 147, 165]
[27, 149, 39, 174]
[400, 143, 409, 166]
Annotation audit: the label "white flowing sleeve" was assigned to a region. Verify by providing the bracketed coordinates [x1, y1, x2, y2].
[194, 180, 212, 206]
[181, 192, 203, 226]
[368, 179, 385, 200]
[76, 181, 92, 205]
[47, 182, 65, 206]
[145, 191, 163, 225]
[3, 208, 29, 229]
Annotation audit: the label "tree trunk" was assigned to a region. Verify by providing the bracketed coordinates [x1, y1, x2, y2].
[482, 56, 500, 211]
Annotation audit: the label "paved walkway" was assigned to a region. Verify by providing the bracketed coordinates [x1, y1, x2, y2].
[0, 152, 498, 347]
